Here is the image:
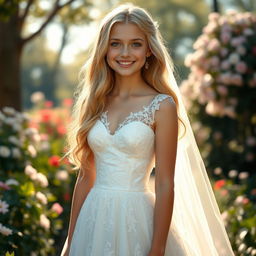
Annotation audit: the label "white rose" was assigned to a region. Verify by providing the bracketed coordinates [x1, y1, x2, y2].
[24, 165, 37, 177]
[56, 170, 69, 181]
[13, 123, 22, 132]
[0, 223, 13, 236]
[12, 147, 21, 158]
[228, 169, 238, 178]
[228, 53, 240, 64]
[30, 91, 45, 104]
[5, 179, 19, 186]
[36, 173, 49, 187]
[0, 146, 11, 157]
[39, 214, 50, 230]
[28, 145, 37, 157]
[8, 136, 21, 146]
[243, 28, 254, 36]
[36, 191, 48, 205]
[2, 107, 16, 116]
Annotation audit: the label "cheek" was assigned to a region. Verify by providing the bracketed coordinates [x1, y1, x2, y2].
[106, 50, 115, 67]
[134, 48, 148, 59]
[106, 48, 118, 59]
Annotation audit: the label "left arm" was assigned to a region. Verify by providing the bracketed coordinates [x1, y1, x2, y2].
[148, 98, 178, 256]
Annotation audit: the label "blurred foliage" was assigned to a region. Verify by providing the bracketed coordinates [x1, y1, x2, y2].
[0, 99, 76, 255]
[213, 170, 256, 255]
[21, 32, 88, 110]
[0, 0, 92, 110]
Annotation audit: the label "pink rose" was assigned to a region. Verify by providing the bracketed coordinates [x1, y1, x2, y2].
[220, 48, 228, 57]
[235, 62, 247, 74]
[210, 56, 220, 67]
[231, 74, 243, 86]
[217, 85, 228, 96]
[219, 73, 232, 84]
[207, 38, 221, 52]
[0, 182, 10, 190]
[51, 203, 63, 215]
[220, 32, 231, 44]
[236, 46, 246, 55]
[231, 36, 246, 47]
[220, 60, 230, 70]
[203, 22, 218, 34]
[208, 12, 220, 22]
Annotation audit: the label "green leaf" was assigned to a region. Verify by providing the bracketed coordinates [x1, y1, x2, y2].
[20, 181, 35, 196]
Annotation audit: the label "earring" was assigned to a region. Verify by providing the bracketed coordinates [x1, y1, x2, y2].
[145, 60, 149, 69]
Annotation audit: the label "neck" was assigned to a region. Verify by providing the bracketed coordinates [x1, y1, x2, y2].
[112, 72, 146, 97]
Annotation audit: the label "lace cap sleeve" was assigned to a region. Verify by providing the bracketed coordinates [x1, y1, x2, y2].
[149, 94, 175, 125]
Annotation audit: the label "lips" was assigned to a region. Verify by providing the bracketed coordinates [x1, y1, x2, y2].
[116, 60, 135, 68]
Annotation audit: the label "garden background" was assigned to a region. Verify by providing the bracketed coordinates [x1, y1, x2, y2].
[0, 0, 255, 255]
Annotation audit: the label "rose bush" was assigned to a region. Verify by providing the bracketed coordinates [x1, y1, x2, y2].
[181, 11, 256, 119]
[0, 100, 76, 255]
[213, 168, 256, 255]
[180, 11, 256, 176]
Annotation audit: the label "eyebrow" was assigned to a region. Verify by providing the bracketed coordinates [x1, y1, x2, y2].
[110, 38, 144, 41]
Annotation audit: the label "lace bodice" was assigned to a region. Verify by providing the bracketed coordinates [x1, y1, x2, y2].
[87, 93, 174, 191]
[99, 93, 174, 136]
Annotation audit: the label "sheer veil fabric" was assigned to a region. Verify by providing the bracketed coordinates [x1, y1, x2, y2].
[166, 65, 234, 255]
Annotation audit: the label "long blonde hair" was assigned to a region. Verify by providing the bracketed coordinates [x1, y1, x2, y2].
[64, 3, 186, 173]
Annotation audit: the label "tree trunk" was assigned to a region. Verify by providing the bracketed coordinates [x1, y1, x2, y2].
[0, 14, 22, 111]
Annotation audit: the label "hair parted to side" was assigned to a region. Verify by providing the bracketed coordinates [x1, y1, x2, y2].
[64, 2, 186, 174]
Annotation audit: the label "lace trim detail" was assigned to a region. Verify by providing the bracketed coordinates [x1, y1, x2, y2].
[100, 94, 174, 135]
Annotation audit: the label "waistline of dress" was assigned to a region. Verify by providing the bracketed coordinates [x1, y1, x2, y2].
[92, 184, 152, 193]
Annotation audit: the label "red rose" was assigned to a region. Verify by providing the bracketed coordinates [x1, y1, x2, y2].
[214, 179, 226, 190]
[63, 98, 73, 107]
[63, 192, 71, 201]
[49, 155, 60, 167]
[45, 101, 53, 108]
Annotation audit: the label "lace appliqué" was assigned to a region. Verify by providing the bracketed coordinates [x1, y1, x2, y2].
[100, 94, 174, 136]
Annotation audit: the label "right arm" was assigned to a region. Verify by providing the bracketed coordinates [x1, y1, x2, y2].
[61, 151, 96, 256]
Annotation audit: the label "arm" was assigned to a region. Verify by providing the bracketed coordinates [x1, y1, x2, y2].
[61, 151, 96, 256]
[148, 98, 178, 256]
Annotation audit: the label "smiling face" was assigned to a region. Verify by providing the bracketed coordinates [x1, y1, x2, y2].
[106, 22, 151, 78]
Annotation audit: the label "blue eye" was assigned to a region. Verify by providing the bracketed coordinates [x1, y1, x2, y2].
[132, 42, 142, 47]
[110, 42, 119, 47]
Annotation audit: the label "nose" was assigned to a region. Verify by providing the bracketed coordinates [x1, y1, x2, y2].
[120, 45, 129, 57]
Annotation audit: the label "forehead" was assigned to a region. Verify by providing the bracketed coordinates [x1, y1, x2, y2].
[109, 22, 146, 40]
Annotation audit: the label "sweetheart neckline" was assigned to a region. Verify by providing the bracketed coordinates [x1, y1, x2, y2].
[98, 118, 156, 137]
[100, 94, 162, 136]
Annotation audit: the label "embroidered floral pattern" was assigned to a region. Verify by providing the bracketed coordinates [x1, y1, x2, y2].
[100, 94, 174, 136]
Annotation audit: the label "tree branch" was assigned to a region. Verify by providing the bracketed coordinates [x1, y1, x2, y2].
[21, 0, 75, 45]
[19, 0, 34, 27]
[235, 0, 247, 10]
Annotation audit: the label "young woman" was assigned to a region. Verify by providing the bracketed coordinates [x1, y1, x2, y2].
[61, 3, 234, 256]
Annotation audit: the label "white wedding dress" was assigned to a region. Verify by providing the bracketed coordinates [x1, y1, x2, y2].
[68, 94, 190, 256]
[68, 93, 231, 256]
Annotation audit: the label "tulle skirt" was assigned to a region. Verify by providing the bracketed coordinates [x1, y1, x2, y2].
[69, 185, 189, 256]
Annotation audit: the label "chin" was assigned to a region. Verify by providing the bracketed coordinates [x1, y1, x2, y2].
[112, 66, 143, 77]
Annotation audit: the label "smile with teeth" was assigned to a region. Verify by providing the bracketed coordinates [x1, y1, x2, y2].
[117, 60, 135, 67]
